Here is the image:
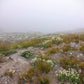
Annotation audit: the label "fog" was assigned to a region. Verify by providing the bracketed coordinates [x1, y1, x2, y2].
[0, 0, 84, 33]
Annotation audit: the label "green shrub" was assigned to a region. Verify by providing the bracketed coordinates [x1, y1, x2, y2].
[3, 50, 17, 56]
[80, 73, 84, 84]
[21, 51, 35, 58]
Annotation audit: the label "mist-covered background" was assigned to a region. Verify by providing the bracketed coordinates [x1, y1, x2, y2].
[0, 0, 84, 33]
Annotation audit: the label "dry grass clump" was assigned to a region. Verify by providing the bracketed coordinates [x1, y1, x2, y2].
[12, 38, 43, 49]
[0, 55, 4, 63]
[42, 40, 53, 48]
[62, 44, 71, 52]
[0, 41, 11, 51]
[46, 47, 59, 54]
[79, 34, 84, 41]
[79, 42, 84, 51]
[59, 56, 80, 69]
[62, 34, 79, 43]
[19, 67, 50, 84]
[4, 71, 14, 78]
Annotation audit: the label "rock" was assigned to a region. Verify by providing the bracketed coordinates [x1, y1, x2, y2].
[0, 74, 3, 78]
[70, 42, 79, 48]
[77, 53, 83, 58]
[9, 69, 15, 74]
[53, 65, 60, 70]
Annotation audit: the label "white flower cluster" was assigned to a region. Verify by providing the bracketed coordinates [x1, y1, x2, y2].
[56, 68, 81, 84]
[31, 57, 55, 67]
[52, 36, 63, 44]
[42, 40, 52, 45]
[55, 37, 63, 41]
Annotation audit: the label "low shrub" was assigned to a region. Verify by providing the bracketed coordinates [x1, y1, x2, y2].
[46, 47, 59, 54]
[19, 68, 50, 84]
[4, 71, 13, 78]
[42, 40, 52, 48]
[21, 51, 35, 58]
[62, 34, 79, 43]
[52, 37, 63, 45]
[36, 60, 52, 74]
[20, 68, 35, 82]
[62, 44, 71, 52]
[79, 42, 84, 51]
[80, 73, 84, 84]
[3, 50, 17, 56]
[37, 75, 50, 84]
[31, 55, 56, 69]
[59, 57, 80, 69]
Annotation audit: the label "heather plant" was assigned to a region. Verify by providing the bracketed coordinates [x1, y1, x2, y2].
[20, 68, 35, 82]
[36, 60, 52, 73]
[37, 75, 50, 84]
[46, 47, 59, 54]
[21, 51, 35, 58]
[59, 57, 80, 69]
[19, 67, 50, 84]
[62, 44, 71, 52]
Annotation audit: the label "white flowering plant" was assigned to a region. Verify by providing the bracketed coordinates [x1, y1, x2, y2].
[31, 56, 56, 68]
[42, 40, 52, 48]
[52, 37, 63, 44]
[56, 68, 81, 84]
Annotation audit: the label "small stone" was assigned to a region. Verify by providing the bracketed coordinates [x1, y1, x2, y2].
[0, 74, 3, 78]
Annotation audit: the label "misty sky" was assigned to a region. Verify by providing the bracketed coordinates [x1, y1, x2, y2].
[0, 0, 84, 33]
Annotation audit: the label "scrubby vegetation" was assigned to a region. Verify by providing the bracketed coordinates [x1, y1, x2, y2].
[0, 33, 84, 84]
[21, 51, 35, 58]
[19, 55, 53, 84]
[3, 50, 17, 56]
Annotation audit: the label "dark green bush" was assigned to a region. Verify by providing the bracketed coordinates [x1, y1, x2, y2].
[21, 51, 35, 58]
[3, 50, 17, 56]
